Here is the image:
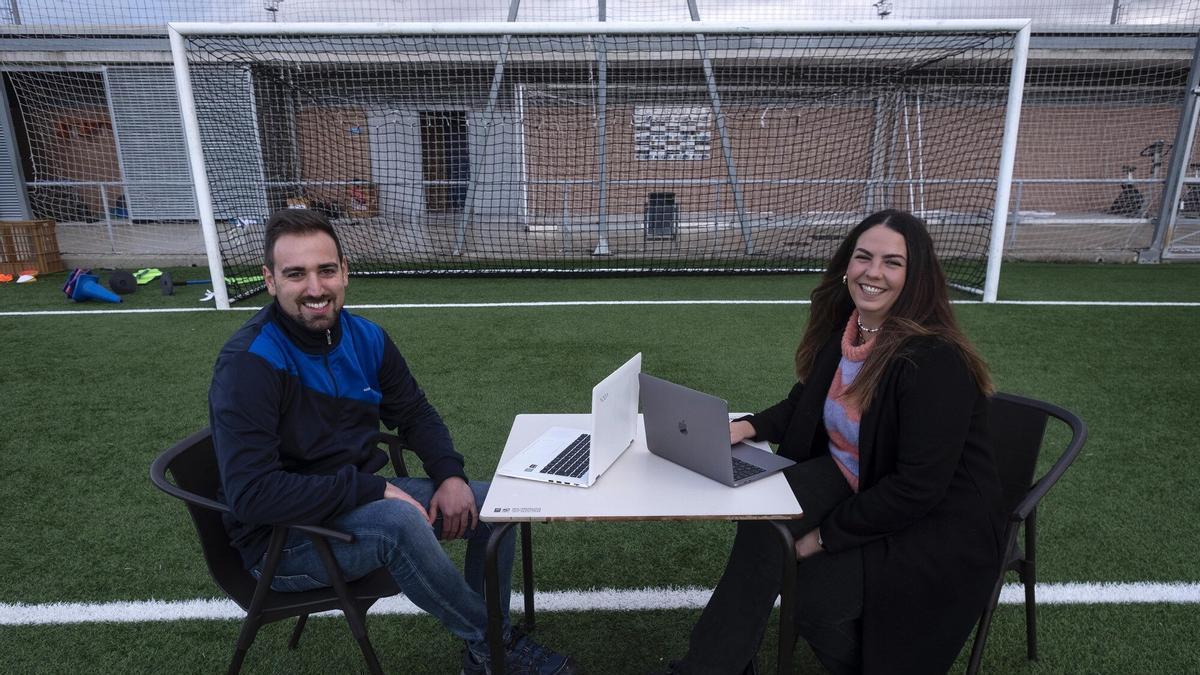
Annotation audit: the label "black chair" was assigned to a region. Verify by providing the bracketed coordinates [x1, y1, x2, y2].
[966, 392, 1088, 674]
[150, 428, 412, 674]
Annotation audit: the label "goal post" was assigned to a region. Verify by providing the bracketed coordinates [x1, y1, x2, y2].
[169, 20, 1031, 308]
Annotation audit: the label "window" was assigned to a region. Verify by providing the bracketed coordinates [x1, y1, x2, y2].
[633, 106, 712, 161]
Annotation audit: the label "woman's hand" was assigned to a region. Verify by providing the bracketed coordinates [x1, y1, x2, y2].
[729, 420, 756, 445]
[795, 528, 824, 560]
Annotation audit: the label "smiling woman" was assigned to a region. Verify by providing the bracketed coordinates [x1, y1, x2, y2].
[670, 210, 1003, 675]
[844, 224, 907, 331]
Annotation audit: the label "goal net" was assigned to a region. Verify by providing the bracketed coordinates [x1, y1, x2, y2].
[171, 21, 1029, 303]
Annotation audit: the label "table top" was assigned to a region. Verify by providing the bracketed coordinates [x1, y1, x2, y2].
[480, 413, 803, 523]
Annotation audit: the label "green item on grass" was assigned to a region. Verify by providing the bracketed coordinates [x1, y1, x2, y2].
[132, 268, 163, 285]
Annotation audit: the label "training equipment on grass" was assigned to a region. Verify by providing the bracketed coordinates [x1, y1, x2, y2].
[159, 272, 263, 295]
[170, 20, 1030, 308]
[133, 268, 164, 285]
[66, 271, 122, 303]
[159, 271, 210, 295]
[109, 270, 137, 294]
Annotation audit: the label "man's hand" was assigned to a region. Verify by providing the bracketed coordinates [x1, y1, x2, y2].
[429, 477, 478, 540]
[795, 528, 824, 560]
[383, 482, 431, 523]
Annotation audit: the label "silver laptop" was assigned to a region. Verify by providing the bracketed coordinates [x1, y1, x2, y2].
[496, 353, 641, 487]
[640, 373, 795, 487]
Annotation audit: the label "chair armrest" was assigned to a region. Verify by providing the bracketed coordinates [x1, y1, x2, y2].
[293, 522, 356, 544]
[1011, 413, 1088, 522]
[373, 432, 412, 478]
[148, 461, 232, 515]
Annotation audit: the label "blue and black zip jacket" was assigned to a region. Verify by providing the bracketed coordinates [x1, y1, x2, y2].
[209, 302, 466, 568]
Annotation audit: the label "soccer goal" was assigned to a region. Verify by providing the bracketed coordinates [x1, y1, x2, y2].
[168, 20, 1030, 308]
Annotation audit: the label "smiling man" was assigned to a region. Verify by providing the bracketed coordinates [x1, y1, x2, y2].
[208, 208, 577, 674]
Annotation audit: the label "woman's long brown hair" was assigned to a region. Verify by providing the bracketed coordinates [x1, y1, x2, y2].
[794, 209, 992, 409]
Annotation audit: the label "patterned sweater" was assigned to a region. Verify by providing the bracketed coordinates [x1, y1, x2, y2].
[822, 311, 876, 492]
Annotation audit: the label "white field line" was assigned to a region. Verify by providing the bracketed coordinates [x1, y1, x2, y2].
[2, 582, 1199, 626]
[2, 299, 1199, 318]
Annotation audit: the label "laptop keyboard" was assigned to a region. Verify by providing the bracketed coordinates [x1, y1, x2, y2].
[732, 456, 766, 481]
[539, 433, 591, 478]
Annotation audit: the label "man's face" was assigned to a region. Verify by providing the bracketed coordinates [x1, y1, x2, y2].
[263, 231, 348, 332]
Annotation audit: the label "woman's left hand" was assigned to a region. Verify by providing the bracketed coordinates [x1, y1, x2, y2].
[795, 528, 824, 559]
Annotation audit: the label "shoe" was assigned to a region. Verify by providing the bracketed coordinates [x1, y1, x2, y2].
[461, 630, 579, 675]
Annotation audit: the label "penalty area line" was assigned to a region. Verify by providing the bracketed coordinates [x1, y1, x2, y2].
[2, 582, 1199, 626]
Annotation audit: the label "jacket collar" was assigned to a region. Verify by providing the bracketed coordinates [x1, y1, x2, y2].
[269, 300, 343, 352]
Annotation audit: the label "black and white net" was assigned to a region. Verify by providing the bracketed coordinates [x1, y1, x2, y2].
[180, 28, 1021, 299]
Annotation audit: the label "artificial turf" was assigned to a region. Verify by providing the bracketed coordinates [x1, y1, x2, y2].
[1, 263, 1198, 672]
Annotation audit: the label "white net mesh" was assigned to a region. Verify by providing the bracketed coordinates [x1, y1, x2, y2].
[175, 27, 1024, 299]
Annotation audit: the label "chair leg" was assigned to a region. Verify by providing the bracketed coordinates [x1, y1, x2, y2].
[227, 647, 248, 675]
[1024, 512, 1039, 662]
[228, 616, 263, 675]
[287, 614, 308, 650]
[309, 537, 386, 675]
[347, 614, 385, 675]
[966, 574, 1006, 675]
[1024, 564, 1038, 661]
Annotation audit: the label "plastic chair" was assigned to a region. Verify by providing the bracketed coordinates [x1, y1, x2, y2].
[150, 428, 411, 675]
[966, 392, 1088, 674]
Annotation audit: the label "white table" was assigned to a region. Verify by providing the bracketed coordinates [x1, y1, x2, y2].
[480, 413, 804, 674]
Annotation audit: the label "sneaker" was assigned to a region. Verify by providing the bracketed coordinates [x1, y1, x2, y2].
[461, 630, 579, 675]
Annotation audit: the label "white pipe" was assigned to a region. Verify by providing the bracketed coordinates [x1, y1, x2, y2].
[901, 94, 916, 210]
[983, 22, 1031, 303]
[169, 25, 231, 310]
[517, 82, 529, 229]
[168, 19, 1032, 37]
[915, 94, 926, 214]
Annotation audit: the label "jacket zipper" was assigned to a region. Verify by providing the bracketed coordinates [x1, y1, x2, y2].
[323, 328, 337, 397]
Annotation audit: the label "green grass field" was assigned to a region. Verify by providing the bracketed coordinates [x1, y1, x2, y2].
[1, 262, 1198, 673]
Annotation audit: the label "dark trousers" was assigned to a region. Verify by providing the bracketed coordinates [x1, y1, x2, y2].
[678, 455, 863, 674]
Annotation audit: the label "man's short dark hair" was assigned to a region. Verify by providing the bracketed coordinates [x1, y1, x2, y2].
[263, 208, 346, 271]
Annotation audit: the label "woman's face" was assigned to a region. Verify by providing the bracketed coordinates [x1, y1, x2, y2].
[845, 224, 908, 328]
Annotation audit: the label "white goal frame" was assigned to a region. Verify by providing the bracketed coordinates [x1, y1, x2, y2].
[169, 19, 1030, 309]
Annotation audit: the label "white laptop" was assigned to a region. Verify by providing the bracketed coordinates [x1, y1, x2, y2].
[496, 353, 641, 488]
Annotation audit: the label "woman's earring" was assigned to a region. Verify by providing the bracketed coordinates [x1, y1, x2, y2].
[841, 274, 847, 285]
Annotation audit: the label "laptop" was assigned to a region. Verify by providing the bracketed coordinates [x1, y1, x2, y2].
[640, 373, 795, 487]
[496, 353, 641, 487]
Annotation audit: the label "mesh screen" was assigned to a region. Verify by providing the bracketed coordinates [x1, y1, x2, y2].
[180, 29, 1021, 299]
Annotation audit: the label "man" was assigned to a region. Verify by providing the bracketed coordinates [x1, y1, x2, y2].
[209, 208, 576, 674]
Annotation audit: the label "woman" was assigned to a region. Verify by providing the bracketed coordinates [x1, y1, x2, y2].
[670, 210, 1004, 674]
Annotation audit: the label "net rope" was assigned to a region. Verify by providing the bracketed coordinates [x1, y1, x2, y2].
[179, 29, 1020, 299]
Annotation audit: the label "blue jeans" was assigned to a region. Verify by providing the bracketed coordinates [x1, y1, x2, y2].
[255, 477, 514, 657]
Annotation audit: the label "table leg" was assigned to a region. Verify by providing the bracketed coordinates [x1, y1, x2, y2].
[768, 521, 797, 675]
[520, 522, 535, 631]
[485, 522, 518, 673]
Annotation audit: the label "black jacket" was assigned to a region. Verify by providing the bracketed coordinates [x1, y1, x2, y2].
[748, 334, 1004, 674]
[209, 303, 467, 568]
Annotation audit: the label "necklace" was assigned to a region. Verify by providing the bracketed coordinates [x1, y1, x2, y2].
[857, 318, 882, 334]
